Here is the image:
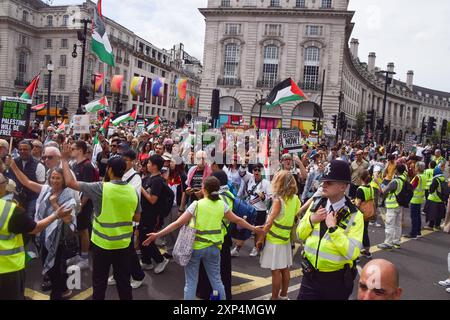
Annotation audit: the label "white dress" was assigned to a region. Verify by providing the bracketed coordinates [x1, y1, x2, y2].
[259, 199, 293, 270]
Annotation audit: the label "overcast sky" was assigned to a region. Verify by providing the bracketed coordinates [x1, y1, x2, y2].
[52, 0, 450, 92]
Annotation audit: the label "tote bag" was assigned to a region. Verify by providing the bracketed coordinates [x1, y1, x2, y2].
[173, 205, 198, 267]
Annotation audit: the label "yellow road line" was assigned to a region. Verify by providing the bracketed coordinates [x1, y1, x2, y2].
[232, 271, 267, 282]
[24, 288, 49, 300]
[70, 287, 93, 300]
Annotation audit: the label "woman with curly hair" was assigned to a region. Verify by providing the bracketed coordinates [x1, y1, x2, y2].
[259, 170, 301, 300]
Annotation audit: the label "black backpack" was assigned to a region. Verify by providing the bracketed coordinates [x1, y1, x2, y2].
[436, 177, 450, 203]
[395, 177, 414, 208]
[160, 182, 175, 218]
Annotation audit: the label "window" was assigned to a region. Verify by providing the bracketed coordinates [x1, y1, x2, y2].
[124, 70, 128, 80]
[265, 24, 282, 36]
[19, 34, 29, 46]
[225, 23, 241, 35]
[306, 25, 323, 37]
[58, 75, 66, 90]
[138, 60, 143, 69]
[150, 66, 155, 73]
[223, 43, 240, 79]
[47, 15, 53, 27]
[62, 15, 69, 26]
[262, 45, 279, 85]
[296, 0, 306, 8]
[60, 55, 67, 67]
[221, 0, 231, 7]
[321, 0, 332, 8]
[44, 55, 52, 66]
[46, 39, 52, 48]
[17, 51, 27, 82]
[270, 0, 280, 7]
[61, 39, 68, 48]
[162, 71, 166, 77]
[98, 62, 104, 73]
[22, 11, 29, 23]
[303, 47, 320, 90]
[43, 74, 50, 89]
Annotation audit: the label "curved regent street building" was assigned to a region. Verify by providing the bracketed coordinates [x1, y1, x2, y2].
[198, 0, 450, 141]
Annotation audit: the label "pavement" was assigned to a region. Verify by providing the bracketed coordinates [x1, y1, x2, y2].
[24, 212, 450, 300]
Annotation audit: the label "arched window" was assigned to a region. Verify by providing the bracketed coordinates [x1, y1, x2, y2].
[22, 11, 28, 23]
[47, 15, 53, 27]
[224, 43, 239, 79]
[262, 45, 279, 87]
[17, 51, 27, 82]
[303, 47, 320, 90]
[62, 15, 69, 26]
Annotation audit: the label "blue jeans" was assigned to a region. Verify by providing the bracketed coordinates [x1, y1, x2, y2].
[410, 203, 422, 237]
[184, 246, 225, 300]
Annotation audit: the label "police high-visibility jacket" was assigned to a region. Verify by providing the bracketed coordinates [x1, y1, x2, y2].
[191, 198, 226, 250]
[267, 195, 301, 245]
[0, 200, 25, 274]
[220, 190, 234, 238]
[385, 177, 404, 209]
[91, 182, 138, 250]
[424, 168, 434, 190]
[428, 175, 446, 203]
[297, 197, 364, 272]
[411, 174, 427, 205]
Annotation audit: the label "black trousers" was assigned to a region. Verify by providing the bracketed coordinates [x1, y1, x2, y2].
[129, 229, 145, 281]
[92, 244, 132, 300]
[362, 221, 370, 248]
[41, 246, 68, 300]
[297, 269, 355, 300]
[196, 234, 232, 300]
[0, 269, 25, 300]
[138, 225, 164, 265]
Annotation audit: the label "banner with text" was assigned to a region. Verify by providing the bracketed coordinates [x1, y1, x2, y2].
[72, 115, 91, 134]
[281, 129, 302, 153]
[0, 97, 31, 138]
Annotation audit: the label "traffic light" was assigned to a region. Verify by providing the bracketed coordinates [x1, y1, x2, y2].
[442, 119, 448, 136]
[312, 119, 317, 131]
[80, 87, 89, 105]
[338, 112, 346, 129]
[366, 110, 375, 130]
[376, 119, 383, 131]
[332, 115, 337, 129]
[427, 117, 436, 135]
[421, 118, 427, 136]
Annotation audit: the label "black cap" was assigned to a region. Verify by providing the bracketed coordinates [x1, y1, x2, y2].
[321, 160, 351, 184]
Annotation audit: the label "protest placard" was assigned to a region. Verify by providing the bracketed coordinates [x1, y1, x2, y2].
[0, 97, 31, 138]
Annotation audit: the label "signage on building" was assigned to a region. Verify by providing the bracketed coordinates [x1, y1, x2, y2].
[72, 115, 91, 134]
[0, 97, 31, 138]
[281, 129, 302, 153]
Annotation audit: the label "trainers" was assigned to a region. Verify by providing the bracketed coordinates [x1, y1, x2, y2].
[278, 295, 290, 300]
[361, 250, 372, 259]
[393, 243, 401, 249]
[107, 275, 116, 286]
[230, 247, 240, 257]
[433, 227, 441, 232]
[140, 261, 154, 270]
[131, 276, 145, 289]
[438, 279, 450, 287]
[41, 279, 52, 292]
[62, 290, 72, 299]
[375, 223, 382, 227]
[369, 222, 375, 226]
[417, 234, 423, 238]
[66, 255, 82, 266]
[447, 288, 450, 294]
[154, 258, 170, 274]
[377, 243, 393, 250]
[403, 234, 417, 240]
[249, 247, 259, 257]
[76, 258, 90, 270]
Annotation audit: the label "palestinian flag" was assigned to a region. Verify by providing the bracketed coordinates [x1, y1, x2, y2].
[20, 74, 40, 101]
[56, 122, 65, 134]
[99, 116, 111, 136]
[92, 0, 115, 66]
[91, 133, 103, 167]
[84, 96, 108, 113]
[31, 102, 47, 111]
[147, 116, 160, 132]
[111, 107, 137, 126]
[266, 78, 307, 109]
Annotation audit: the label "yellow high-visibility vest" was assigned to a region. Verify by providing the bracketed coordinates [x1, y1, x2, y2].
[0, 200, 25, 274]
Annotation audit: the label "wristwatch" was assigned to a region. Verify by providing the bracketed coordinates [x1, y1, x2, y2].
[328, 226, 338, 234]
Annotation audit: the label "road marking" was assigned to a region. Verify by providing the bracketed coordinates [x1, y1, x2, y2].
[251, 284, 301, 300]
[70, 287, 93, 300]
[24, 288, 49, 300]
[232, 271, 267, 282]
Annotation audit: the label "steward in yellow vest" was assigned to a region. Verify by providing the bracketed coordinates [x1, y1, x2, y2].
[424, 167, 448, 230]
[405, 162, 427, 239]
[297, 160, 363, 300]
[62, 155, 140, 301]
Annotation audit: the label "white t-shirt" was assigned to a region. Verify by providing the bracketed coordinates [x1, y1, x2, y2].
[187, 200, 230, 216]
[246, 177, 272, 211]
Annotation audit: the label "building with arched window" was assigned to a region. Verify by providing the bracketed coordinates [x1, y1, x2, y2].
[198, 0, 450, 142]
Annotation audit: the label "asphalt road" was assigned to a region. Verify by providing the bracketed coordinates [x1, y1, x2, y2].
[24, 212, 450, 300]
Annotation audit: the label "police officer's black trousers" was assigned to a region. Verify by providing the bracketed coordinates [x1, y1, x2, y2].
[0, 270, 25, 300]
[297, 270, 354, 300]
[92, 244, 132, 300]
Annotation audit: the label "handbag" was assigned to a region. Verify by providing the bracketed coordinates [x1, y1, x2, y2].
[173, 204, 198, 267]
[359, 200, 376, 221]
[60, 222, 80, 261]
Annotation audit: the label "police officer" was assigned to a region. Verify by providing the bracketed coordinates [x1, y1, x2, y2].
[62, 155, 140, 300]
[297, 160, 364, 300]
[0, 198, 71, 300]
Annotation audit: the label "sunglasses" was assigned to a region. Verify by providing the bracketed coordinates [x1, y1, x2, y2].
[42, 156, 56, 160]
[253, 169, 261, 172]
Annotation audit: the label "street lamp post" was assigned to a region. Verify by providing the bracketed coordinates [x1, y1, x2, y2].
[255, 93, 267, 139]
[377, 68, 396, 145]
[46, 61, 54, 125]
[336, 91, 344, 144]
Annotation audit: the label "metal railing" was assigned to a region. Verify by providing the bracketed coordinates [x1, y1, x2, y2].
[256, 79, 279, 88]
[14, 79, 30, 87]
[217, 77, 241, 87]
[298, 82, 323, 92]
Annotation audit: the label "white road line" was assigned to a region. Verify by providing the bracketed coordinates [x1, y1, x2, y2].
[251, 283, 301, 300]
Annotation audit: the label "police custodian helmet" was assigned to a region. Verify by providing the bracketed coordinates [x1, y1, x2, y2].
[321, 160, 352, 184]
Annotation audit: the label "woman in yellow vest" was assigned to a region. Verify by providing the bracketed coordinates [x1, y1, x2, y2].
[424, 161, 437, 198]
[405, 162, 427, 239]
[355, 170, 375, 259]
[259, 170, 301, 300]
[424, 167, 447, 231]
[142, 176, 264, 300]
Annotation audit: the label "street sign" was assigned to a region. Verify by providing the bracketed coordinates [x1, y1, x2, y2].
[281, 129, 302, 153]
[0, 97, 31, 138]
[72, 115, 90, 134]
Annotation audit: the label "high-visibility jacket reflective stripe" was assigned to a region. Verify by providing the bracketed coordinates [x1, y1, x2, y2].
[425, 169, 434, 190]
[358, 185, 374, 202]
[386, 178, 403, 209]
[428, 175, 446, 203]
[91, 183, 137, 250]
[191, 198, 226, 250]
[267, 195, 300, 245]
[411, 174, 426, 204]
[297, 200, 364, 272]
[0, 200, 25, 274]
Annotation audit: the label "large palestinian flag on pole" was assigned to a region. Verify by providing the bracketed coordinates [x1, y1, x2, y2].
[84, 96, 108, 113]
[20, 74, 40, 101]
[266, 78, 307, 109]
[111, 107, 137, 126]
[92, 0, 115, 66]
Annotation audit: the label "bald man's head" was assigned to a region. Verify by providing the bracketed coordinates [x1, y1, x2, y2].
[358, 259, 402, 301]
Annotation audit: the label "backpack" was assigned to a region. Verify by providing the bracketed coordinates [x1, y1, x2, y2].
[395, 177, 413, 208]
[221, 193, 257, 241]
[160, 181, 175, 218]
[436, 177, 450, 203]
